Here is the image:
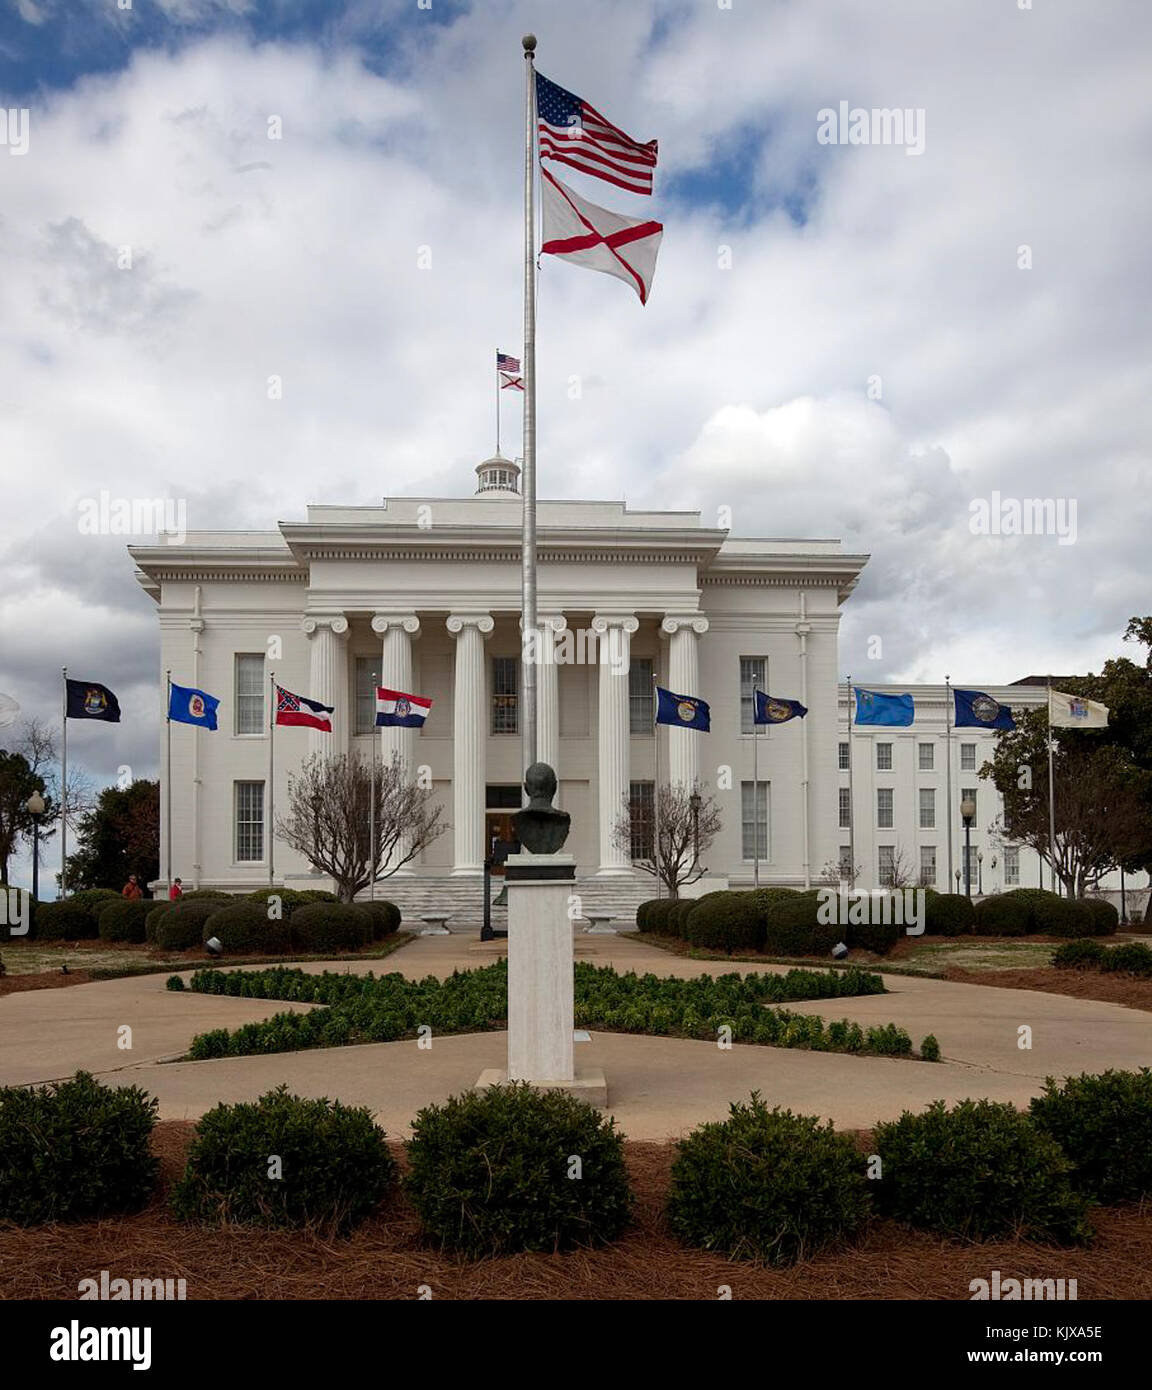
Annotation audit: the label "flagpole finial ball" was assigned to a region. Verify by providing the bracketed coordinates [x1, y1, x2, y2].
[522, 34, 537, 53]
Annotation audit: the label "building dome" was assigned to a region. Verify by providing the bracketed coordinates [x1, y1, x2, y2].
[475, 454, 521, 496]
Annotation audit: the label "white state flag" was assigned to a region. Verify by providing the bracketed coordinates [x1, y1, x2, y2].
[540, 167, 663, 304]
[1049, 689, 1109, 729]
[0, 691, 19, 728]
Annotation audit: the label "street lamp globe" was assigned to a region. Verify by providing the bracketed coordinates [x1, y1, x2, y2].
[25, 791, 45, 817]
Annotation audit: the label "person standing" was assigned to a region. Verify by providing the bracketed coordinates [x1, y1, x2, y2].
[121, 873, 142, 900]
[168, 877, 183, 901]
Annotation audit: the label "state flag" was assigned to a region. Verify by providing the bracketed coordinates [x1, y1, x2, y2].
[1049, 689, 1109, 729]
[540, 168, 663, 304]
[953, 688, 1015, 730]
[168, 682, 219, 729]
[275, 685, 334, 732]
[65, 679, 121, 723]
[375, 687, 432, 728]
[0, 691, 21, 728]
[754, 692, 808, 725]
[655, 687, 710, 732]
[854, 689, 914, 727]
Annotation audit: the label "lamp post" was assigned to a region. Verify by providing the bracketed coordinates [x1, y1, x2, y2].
[25, 791, 45, 903]
[954, 868, 962, 894]
[977, 849, 984, 897]
[689, 789, 701, 871]
[961, 795, 976, 898]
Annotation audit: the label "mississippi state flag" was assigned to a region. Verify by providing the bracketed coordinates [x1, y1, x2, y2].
[275, 685, 333, 732]
[375, 687, 432, 728]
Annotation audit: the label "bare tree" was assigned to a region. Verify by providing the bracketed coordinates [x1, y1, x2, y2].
[0, 717, 92, 884]
[819, 855, 862, 888]
[884, 843, 917, 889]
[611, 782, 722, 898]
[276, 751, 446, 902]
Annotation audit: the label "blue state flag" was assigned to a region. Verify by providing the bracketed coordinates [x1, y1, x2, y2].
[754, 691, 807, 725]
[168, 682, 219, 730]
[854, 688, 914, 727]
[954, 688, 1015, 731]
[655, 686, 710, 732]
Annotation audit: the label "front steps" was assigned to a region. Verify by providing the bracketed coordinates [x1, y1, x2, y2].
[357, 874, 656, 932]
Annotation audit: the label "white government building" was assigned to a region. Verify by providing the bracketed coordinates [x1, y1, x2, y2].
[128, 456, 1124, 920]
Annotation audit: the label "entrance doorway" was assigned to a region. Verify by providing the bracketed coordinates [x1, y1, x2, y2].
[485, 785, 522, 874]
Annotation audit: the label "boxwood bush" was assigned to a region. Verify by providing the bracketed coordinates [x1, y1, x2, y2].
[665, 898, 695, 939]
[666, 1094, 870, 1265]
[404, 1082, 633, 1256]
[170, 1086, 394, 1233]
[1099, 941, 1152, 976]
[0, 1072, 158, 1226]
[296, 888, 339, 904]
[683, 891, 764, 954]
[1030, 1069, 1152, 1204]
[1052, 938, 1107, 970]
[844, 898, 904, 955]
[65, 888, 121, 916]
[156, 899, 231, 951]
[923, 892, 975, 936]
[246, 887, 312, 918]
[973, 893, 1033, 937]
[180, 888, 234, 901]
[290, 903, 372, 952]
[357, 899, 401, 939]
[1083, 898, 1120, 936]
[635, 898, 659, 931]
[761, 890, 840, 956]
[144, 902, 173, 942]
[32, 900, 98, 941]
[202, 902, 289, 954]
[872, 1098, 1093, 1244]
[1040, 897, 1097, 938]
[97, 898, 153, 943]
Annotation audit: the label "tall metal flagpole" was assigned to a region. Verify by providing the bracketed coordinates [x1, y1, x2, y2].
[520, 32, 539, 784]
[652, 673, 661, 898]
[1047, 676, 1058, 896]
[60, 666, 68, 898]
[268, 671, 275, 888]
[495, 355, 501, 457]
[752, 674, 760, 888]
[165, 670, 172, 897]
[945, 675, 954, 892]
[369, 670, 377, 901]
[846, 677, 856, 889]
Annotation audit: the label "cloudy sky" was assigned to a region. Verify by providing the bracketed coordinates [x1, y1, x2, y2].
[1, 0, 1149, 883]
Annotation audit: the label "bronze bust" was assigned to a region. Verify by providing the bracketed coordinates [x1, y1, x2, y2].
[513, 762, 571, 854]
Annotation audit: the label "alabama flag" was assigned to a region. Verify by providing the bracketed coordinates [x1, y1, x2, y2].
[376, 687, 432, 728]
[275, 685, 333, 732]
[540, 167, 663, 304]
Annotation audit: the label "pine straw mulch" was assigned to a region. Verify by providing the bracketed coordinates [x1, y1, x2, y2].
[2, 1122, 1150, 1301]
[0, 969, 95, 996]
[944, 966, 1152, 1013]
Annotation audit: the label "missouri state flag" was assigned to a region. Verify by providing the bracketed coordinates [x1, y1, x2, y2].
[168, 682, 219, 730]
[655, 687, 710, 732]
[375, 687, 432, 729]
[754, 691, 808, 725]
[65, 679, 121, 722]
[275, 685, 333, 732]
[953, 688, 1015, 731]
[854, 688, 914, 727]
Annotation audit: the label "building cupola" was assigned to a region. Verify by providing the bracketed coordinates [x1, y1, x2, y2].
[475, 454, 522, 496]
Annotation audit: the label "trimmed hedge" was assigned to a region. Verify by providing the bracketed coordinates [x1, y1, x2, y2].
[635, 898, 659, 931]
[65, 888, 121, 915]
[762, 891, 840, 956]
[1083, 898, 1120, 936]
[404, 1082, 633, 1256]
[666, 1094, 870, 1265]
[201, 902, 289, 954]
[843, 897, 905, 956]
[872, 1098, 1093, 1244]
[246, 887, 312, 917]
[296, 888, 339, 904]
[683, 891, 764, 954]
[666, 898, 696, 938]
[97, 898, 152, 943]
[642, 899, 676, 935]
[1052, 939, 1107, 970]
[290, 903, 372, 952]
[170, 1085, 394, 1234]
[357, 899, 401, 940]
[973, 893, 1032, 937]
[0, 1072, 158, 1226]
[32, 900, 97, 942]
[156, 899, 231, 951]
[1030, 1069, 1152, 1204]
[1040, 897, 1096, 938]
[923, 893, 975, 936]
[181, 889, 234, 901]
[1099, 942, 1152, 976]
[144, 902, 173, 943]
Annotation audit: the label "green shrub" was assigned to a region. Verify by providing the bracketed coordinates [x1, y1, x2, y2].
[665, 898, 695, 939]
[923, 893, 975, 936]
[405, 1082, 632, 1256]
[920, 1034, 941, 1062]
[169, 1086, 394, 1233]
[0, 1072, 158, 1226]
[872, 1099, 1092, 1244]
[65, 888, 121, 914]
[156, 899, 228, 951]
[166, 975, 185, 991]
[357, 900, 401, 939]
[1052, 939, 1107, 970]
[1083, 898, 1120, 936]
[144, 902, 173, 943]
[1039, 897, 1097, 938]
[973, 893, 1033, 937]
[290, 903, 372, 952]
[642, 899, 676, 935]
[666, 1094, 870, 1265]
[635, 899, 658, 931]
[683, 891, 764, 954]
[761, 890, 840, 956]
[32, 900, 97, 941]
[201, 903, 289, 954]
[1099, 941, 1152, 976]
[180, 889, 232, 901]
[1030, 1069, 1152, 1204]
[246, 887, 312, 916]
[1004, 888, 1058, 927]
[844, 897, 904, 955]
[97, 898, 152, 943]
[296, 888, 339, 904]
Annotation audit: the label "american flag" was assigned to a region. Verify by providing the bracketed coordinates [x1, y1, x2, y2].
[536, 71, 658, 196]
[496, 351, 520, 373]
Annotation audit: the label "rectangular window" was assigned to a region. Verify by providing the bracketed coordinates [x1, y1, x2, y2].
[919, 787, 935, 829]
[740, 656, 768, 734]
[878, 845, 896, 887]
[628, 781, 654, 860]
[741, 781, 769, 860]
[877, 787, 894, 829]
[919, 742, 934, 771]
[876, 742, 893, 771]
[235, 781, 264, 862]
[963, 844, 978, 886]
[839, 845, 853, 879]
[491, 656, 518, 735]
[1004, 845, 1020, 886]
[960, 743, 977, 772]
[838, 786, 852, 828]
[629, 657, 654, 735]
[838, 741, 850, 771]
[234, 653, 265, 735]
[354, 656, 377, 735]
[919, 845, 937, 886]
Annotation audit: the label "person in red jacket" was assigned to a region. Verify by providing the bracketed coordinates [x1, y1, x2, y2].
[168, 877, 183, 901]
[121, 874, 142, 900]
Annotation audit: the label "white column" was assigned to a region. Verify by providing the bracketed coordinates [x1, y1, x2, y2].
[447, 613, 493, 875]
[592, 613, 638, 875]
[537, 614, 566, 790]
[371, 613, 421, 875]
[302, 615, 349, 759]
[660, 615, 709, 788]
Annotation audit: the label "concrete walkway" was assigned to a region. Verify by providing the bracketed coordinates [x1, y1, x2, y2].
[2, 933, 1149, 1138]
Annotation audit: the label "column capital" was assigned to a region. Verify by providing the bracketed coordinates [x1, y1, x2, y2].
[372, 613, 420, 637]
[302, 614, 349, 639]
[446, 613, 495, 636]
[660, 614, 709, 637]
[521, 612, 567, 633]
[591, 613, 639, 636]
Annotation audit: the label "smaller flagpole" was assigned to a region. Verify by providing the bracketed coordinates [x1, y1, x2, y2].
[752, 674, 760, 888]
[61, 666, 68, 898]
[945, 675, 954, 892]
[165, 670, 172, 898]
[268, 671, 275, 888]
[369, 670, 377, 902]
[1047, 676, 1058, 896]
[495, 355, 502, 457]
[846, 676, 856, 890]
[652, 672, 661, 899]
